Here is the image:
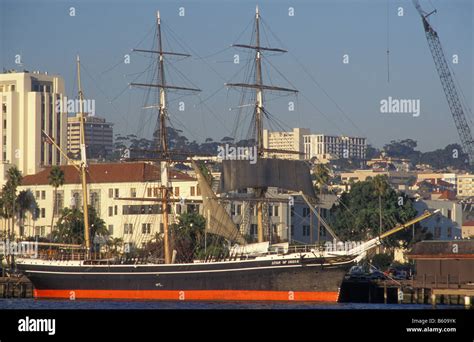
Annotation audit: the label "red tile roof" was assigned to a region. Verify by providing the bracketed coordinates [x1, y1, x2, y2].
[21, 162, 195, 186]
[463, 221, 474, 227]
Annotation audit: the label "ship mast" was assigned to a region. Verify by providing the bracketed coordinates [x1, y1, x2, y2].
[42, 56, 91, 257]
[131, 11, 200, 263]
[226, 6, 298, 242]
[76, 56, 91, 256]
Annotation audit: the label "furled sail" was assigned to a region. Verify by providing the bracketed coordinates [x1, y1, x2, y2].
[219, 159, 316, 198]
[191, 161, 246, 245]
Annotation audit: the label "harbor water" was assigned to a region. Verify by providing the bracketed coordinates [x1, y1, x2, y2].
[0, 298, 465, 310]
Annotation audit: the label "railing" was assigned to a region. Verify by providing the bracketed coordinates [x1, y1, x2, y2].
[416, 274, 471, 288]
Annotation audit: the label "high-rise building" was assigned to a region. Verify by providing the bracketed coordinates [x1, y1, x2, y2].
[67, 113, 113, 159]
[303, 134, 366, 162]
[0, 71, 67, 182]
[262, 128, 309, 160]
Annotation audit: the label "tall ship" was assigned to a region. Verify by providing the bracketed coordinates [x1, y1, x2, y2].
[15, 7, 438, 302]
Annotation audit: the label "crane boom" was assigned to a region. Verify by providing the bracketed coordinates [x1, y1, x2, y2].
[413, 0, 474, 165]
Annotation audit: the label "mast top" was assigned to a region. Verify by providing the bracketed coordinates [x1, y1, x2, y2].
[256, 5, 259, 18]
[76, 55, 80, 63]
[157, 10, 161, 22]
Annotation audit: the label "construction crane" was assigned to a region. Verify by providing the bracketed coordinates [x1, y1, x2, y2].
[413, 0, 474, 165]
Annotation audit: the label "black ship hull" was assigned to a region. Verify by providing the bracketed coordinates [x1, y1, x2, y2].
[16, 256, 354, 302]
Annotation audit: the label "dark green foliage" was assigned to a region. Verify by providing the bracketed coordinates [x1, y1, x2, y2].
[52, 206, 108, 245]
[371, 253, 393, 270]
[170, 212, 227, 263]
[329, 178, 418, 246]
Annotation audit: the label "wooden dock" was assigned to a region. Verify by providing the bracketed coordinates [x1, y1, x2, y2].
[0, 276, 34, 298]
[340, 278, 474, 307]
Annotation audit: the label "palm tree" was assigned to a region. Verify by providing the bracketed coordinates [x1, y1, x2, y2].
[15, 190, 38, 237]
[313, 164, 330, 243]
[48, 166, 65, 236]
[3, 166, 23, 239]
[373, 175, 389, 237]
[107, 237, 124, 256]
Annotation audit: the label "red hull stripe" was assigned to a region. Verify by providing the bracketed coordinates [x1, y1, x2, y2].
[35, 289, 339, 302]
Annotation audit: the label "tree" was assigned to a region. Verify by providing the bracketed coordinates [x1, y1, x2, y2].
[106, 237, 124, 256]
[371, 253, 393, 271]
[329, 178, 418, 246]
[170, 212, 227, 263]
[2, 166, 23, 239]
[170, 212, 206, 262]
[383, 139, 421, 163]
[52, 206, 107, 245]
[15, 190, 38, 237]
[313, 164, 330, 243]
[373, 175, 389, 237]
[366, 144, 381, 160]
[48, 166, 65, 236]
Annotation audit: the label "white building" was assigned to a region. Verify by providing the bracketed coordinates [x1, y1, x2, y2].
[304, 134, 366, 163]
[16, 162, 200, 248]
[414, 199, 462, 240]
[0, 71, 67, 183]
[457, 174, 474, 198]
[67, 113, 114, 159]
[262, 128, 309, 160]
[228, 188, 337, 244]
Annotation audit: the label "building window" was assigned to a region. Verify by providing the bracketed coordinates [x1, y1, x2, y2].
[274, 205, 279, 217]
[303, 207, 310, 217]
[321, 208, 328, 218]
[447, 227, 452, 238]
[108, 188, 113, 198]
[108, 206, 113, 217]
[41, 208, 46, 218]
[41, 190, 46, 200]
[35, 191, 40, 199]
[130, 188, 137, 198]
[114, 188, 119, 198]
[174, 187, 179, 197]
[176, 204, 182, 215]
[268, 205, 273, 217]
[250, 224, 257, 236]
[447, 209, 452, 220]
[108, 225, 114, 235]
[303, 225, 310, 236]
[123, 204, 161, 215]
[190, 186, 195, 196]
[124, 223, 133, 234]
[114, 205, 118, 215]
[236, 204, 242, 216]
[147, 187, 152, 197]
[142, 223, 151, 234]
[187, 204, 199, 213]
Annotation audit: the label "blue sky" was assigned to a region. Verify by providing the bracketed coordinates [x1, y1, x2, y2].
[1, 0, 472, 151]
